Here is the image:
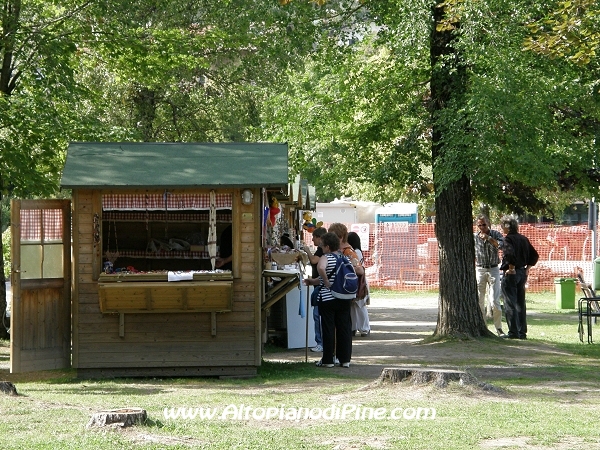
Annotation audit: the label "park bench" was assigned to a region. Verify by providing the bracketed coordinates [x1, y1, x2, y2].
[578, 283, 600, 343]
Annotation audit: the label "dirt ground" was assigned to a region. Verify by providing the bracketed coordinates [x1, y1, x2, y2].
[262, 296, 439, 377]
[261, 295, 581, 382]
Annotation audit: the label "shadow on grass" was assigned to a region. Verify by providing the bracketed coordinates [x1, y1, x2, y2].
[257, 359, 362, 383]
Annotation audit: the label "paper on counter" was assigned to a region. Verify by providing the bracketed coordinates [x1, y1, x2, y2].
[168, 271, 194, 281]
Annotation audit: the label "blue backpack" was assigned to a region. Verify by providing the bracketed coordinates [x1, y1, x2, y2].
[330, 253, 359, 299]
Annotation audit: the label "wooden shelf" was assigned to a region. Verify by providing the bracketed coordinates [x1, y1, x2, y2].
[109, 250, 219, 260]
[262, 270, 301, 310]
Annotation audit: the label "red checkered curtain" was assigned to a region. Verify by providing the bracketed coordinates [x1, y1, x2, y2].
[102, 212, 231, 221]
[102, 193, 232, 210]
[20, 209, 63, 242]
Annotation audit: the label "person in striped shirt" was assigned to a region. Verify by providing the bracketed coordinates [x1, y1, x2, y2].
[304, 231, 353, 368]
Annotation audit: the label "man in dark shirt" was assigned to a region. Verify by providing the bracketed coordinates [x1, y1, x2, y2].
[303, 227, 327, 352]
[500, 216, 539, 339]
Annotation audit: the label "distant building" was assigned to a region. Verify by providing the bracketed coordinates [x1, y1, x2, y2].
[315, 198, 382, 224]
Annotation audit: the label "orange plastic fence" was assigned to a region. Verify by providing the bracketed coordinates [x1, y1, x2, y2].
[304, 223, 597, 292]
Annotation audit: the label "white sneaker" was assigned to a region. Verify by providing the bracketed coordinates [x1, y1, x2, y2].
[341, 362, 350, 368]
[310, 344, 323, 352]
[316, 359, 334, 368]
[334, 357, 340, 365]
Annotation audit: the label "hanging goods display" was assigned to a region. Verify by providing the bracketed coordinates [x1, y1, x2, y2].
[105, 219, 119, 264]
[208, 190, 217, 270]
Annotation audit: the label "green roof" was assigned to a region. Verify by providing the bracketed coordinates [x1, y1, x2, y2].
[60, 142, 289, 189]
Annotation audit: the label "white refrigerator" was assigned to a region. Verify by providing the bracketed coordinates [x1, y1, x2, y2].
[285, 284, 317, 349]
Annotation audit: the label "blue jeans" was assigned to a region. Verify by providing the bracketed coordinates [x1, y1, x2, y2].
[311, 287, 322, 346]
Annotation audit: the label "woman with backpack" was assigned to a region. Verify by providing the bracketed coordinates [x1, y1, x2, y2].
[304, 230, 356, 368]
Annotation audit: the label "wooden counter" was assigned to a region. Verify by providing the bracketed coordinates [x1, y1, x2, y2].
[98, 271, 233, 314]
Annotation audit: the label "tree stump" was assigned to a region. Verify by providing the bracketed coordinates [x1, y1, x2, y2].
[87, 407, 147, 428]
[0, 381, 18, 396]
[376, 368, 476, 388]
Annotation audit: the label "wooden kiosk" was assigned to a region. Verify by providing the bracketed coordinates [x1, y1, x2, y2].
[10, 142, 289, 377]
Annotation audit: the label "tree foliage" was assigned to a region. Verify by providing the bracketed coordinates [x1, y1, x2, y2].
[524, 0, 600, 66]
[261, 0, 600, 217]
[1, 0, 332, 197]
[0, 0, 92, 197]
[258, 2, 434, 203]
[73, 0, 331, 143]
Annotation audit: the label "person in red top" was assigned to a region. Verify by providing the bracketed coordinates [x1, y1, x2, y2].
[328, 223, 365, 366]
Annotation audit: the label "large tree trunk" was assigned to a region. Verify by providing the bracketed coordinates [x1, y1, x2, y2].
[0, 191, 8, 340]
[0, 0, 21, 96]
[434, 176, 489, 337]
[132, 86, 157, 142]
[430, 3, 491, 338]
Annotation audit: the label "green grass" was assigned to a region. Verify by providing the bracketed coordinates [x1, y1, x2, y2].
[1, 372, 598, 449]
[1, 290, 599, 449]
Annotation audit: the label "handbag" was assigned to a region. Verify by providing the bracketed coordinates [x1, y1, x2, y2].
[356, 273, 368, 301]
